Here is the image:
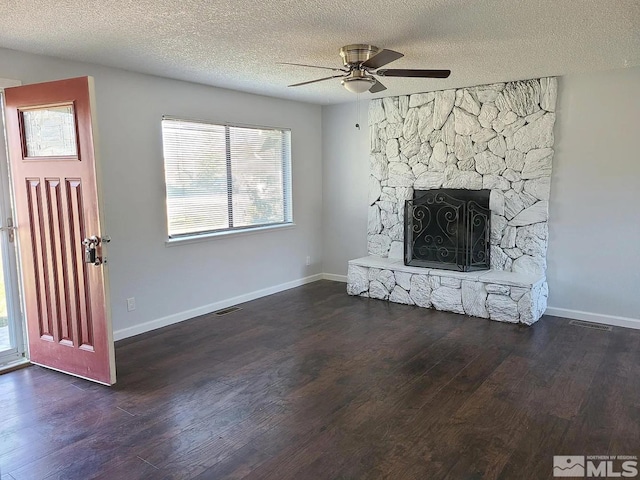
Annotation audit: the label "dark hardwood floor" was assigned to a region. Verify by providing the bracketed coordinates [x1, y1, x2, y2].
[1, 280, 639, 479]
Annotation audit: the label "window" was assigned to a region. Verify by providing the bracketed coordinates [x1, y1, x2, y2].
[162, 117, 292, 238]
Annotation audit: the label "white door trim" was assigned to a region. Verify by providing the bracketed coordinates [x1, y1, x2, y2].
[0, 78, 26, 368]
[0, 78, 21, 89]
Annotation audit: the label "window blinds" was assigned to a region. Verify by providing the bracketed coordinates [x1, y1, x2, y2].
[162, 118, 292, 237]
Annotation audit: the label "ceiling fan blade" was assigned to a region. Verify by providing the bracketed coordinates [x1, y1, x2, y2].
[288, 74, 346, 87]
[279, 62, 348, 73]
[369, 79, 387, 93]
[376, 69, 451, 78]
[362, 49, 404, 69]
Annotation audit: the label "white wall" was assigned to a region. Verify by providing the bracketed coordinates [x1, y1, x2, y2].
[3, 45, 638, 334]
[547, 67, 640, 321]
[0, 48, 323, 338]
[321, 102, 369, 277]
[322, 67, 640, 324]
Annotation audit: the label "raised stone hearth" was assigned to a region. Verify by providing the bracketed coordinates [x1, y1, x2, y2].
[351, 77, 557, 324]
[347, 256, 548, 325]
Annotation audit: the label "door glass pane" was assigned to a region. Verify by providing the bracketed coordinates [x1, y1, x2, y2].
[0, 90, 23, 364]
[0, 250, 8, 351]
[22, 105, 78, 157]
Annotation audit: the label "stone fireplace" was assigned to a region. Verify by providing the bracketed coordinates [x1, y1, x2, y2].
[347, 78, 557, 324]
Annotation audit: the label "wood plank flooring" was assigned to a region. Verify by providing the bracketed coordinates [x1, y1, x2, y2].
[1, 280, 639, 479]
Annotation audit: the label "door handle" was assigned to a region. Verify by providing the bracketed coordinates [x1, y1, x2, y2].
[0, 217, 16, 243]
[83, 235, 100, 265]
[82, 234, 111, 266]
[82, 235, 102, 266]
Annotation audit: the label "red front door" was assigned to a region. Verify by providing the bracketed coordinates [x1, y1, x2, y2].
[4, 76, 115, 385]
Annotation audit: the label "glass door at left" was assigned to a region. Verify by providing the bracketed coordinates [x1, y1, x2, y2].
[0, 81, 26, 369]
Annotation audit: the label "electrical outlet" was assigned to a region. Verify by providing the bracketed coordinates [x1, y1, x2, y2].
[126, 297, 136, 312]
[306, 256, 311, 266]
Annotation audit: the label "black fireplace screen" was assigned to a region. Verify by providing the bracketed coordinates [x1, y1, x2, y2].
[405, 189, 491, 272]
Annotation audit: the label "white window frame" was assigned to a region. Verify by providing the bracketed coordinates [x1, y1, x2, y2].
[161, 116, 294, 245]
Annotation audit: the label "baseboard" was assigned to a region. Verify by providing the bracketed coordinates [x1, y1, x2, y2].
[545, 306, 640, 330]
[323, 273, 347, 282]
[113, 273, 323, 341]
[113, 276, 640, 341]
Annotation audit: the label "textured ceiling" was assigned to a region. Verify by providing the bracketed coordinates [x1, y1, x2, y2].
[0, 0, 638, 105]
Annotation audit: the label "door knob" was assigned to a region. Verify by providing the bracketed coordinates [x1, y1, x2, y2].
[82, 235, 102, 265]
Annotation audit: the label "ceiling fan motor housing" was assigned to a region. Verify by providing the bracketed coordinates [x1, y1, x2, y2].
[285, 44, 449, 93]
[340, 44, 380, 67]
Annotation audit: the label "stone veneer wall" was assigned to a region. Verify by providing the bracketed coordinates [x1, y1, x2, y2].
[367, 77, 558, 277]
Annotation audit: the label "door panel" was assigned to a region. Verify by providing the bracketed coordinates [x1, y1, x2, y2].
[4, 77, 115, 384]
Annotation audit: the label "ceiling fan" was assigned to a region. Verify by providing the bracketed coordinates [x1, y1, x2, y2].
[282, 44, 451, 94]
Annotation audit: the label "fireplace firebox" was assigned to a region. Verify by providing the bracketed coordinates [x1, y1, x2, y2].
[405, 189, 491, 272]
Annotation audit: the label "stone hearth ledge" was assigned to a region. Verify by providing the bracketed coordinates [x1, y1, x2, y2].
[347, 255, 548, 325]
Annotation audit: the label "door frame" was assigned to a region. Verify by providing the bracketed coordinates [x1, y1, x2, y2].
[0, 78, 27, 368]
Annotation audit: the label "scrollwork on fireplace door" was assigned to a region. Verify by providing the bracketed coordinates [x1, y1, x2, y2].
[405, 189, 491, 272]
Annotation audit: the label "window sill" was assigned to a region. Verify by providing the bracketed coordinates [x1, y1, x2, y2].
[165, 223, 296, 247]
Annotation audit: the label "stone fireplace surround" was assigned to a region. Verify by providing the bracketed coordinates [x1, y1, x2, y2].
[347, 77, 557, 324]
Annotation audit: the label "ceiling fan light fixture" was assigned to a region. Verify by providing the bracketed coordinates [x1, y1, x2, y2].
[284, 44, 451, 92]
[341, 76, 375, 94]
